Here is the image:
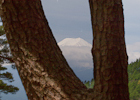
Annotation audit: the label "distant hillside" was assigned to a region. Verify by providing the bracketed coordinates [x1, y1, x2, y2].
[84, 58, 140, 100]
[128, 58, 140, 100]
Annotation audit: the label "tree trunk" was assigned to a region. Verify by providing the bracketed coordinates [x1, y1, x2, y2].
[0, 0, 90, 99]
[89, 0, 129, 99]
[0, 0, 129, 100]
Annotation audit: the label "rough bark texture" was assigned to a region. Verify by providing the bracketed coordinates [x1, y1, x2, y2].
[89, 0, 129, 100]
[0, 0, 130, 100]
[0, 0, 91, 99]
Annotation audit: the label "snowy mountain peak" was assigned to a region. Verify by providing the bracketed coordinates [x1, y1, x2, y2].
[58, 38, 92, 47]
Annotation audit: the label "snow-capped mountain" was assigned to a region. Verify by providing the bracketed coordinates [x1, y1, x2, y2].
[58, 38, 93, 81]
[58, 38, 92, 47]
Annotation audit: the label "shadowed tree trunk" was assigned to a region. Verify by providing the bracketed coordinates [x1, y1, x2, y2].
[89, 0, 129, 99]
[0, 0, 129, 100]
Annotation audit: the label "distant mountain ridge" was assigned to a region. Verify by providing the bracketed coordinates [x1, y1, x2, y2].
[58, 38, 93, 81]
[58, 38, 92, 47]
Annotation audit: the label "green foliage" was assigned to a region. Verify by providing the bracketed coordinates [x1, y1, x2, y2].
[84, 58, 140, 100]
[128, 58, 140, 100]
[0, 66, 7, 70]
[84, 78, 94, 89]
[90, 78, 94, 88]
[0, 80, 19, 94]
[84, 80, 90, 88]
[0, 72, 14, 82]
[0, 25, 19, 98]
[0, 26, 5, 36]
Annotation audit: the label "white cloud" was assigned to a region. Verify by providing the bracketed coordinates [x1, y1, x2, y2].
[59, 46, 93, 68]
[127, 52, 140, 63]
[127, 42, 140, 52]
[127, 42, 140, 63]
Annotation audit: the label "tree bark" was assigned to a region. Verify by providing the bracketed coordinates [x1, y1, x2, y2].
[0, 0, 129, 100]
[0, 0, 90, 99]
[89, 0, 129, 99]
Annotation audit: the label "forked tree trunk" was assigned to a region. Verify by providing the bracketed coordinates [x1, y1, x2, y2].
[89, 0, 129, 99]
[0, 0, 129, 100]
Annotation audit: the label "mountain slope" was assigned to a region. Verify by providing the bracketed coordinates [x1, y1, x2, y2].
[58, 38, 93, 81]
[58, 38, 92, 47]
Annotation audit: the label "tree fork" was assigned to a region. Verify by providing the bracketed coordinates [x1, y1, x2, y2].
[0, 0, 130, 100]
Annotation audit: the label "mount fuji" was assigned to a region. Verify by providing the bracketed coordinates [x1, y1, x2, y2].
[58, 38, 92, 47]
[58, 38, 93, 82]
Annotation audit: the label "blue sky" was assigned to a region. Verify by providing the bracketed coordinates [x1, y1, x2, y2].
[41, 0, 140, 63]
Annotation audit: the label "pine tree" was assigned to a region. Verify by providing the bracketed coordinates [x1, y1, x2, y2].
[128, 58, 140, 100]
[0, 25, 19, 98]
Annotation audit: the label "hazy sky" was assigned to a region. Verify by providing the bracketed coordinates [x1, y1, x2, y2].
[41, 0, 140, 63]
[41, 0, 92, 43]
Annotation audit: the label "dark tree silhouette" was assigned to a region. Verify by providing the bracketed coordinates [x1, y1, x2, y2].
[89, 0, 129, 99]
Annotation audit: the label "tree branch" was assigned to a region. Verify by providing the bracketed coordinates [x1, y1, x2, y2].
[0, 55, 14, 62]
